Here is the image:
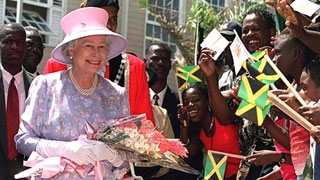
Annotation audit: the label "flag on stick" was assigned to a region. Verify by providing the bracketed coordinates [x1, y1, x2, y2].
[230, 30, 251, 75]
[242, 57, 280, 84]
[236, 75, 271, 126]
[176, 65, 203, 90]
[236, 99, 272, 126]
[237, 75, 269, 109]
[251, 51, 265, 61]
[204, 151, 227, 180]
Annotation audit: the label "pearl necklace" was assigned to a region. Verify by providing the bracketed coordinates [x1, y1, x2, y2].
[69, 69, 98, 96]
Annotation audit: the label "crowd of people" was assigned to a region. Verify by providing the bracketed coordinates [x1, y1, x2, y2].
[1, 0, 320, 179]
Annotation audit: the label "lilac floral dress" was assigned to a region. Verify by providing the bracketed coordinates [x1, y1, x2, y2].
[15, 70, 130, 179]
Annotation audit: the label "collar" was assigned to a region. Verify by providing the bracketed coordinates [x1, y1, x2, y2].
[149, 85, 168, 104]
[0, 64, 23, 86]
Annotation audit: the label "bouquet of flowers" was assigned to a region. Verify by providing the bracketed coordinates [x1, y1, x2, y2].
[94, 114, 200, 175]
[15, 114, 199, 179]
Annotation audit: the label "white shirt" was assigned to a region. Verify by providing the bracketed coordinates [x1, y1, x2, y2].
[0, 64, 25, 121]
[149, 86, 168, 107]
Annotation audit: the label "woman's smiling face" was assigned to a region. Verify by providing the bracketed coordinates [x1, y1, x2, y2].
[183, 88, 210, 123]
[69, 35, 108, 75]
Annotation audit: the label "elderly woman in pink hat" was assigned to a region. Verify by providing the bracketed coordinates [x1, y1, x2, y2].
[15, 7, 129, 179]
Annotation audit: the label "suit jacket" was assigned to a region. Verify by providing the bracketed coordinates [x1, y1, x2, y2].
[162, 87, 180, 138]
[0, 68, 35, 179]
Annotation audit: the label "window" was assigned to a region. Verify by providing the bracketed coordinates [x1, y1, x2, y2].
[144, 0, 181, 59]
[205, 0, 225, 11]
[5, 7, 54, 35]
[4, 0, 64, 45]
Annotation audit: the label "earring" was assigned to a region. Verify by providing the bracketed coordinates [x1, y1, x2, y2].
[70, 56, 73, 60]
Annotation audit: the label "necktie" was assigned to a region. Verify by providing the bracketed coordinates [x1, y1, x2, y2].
[153, 94, 159, 106]
[6, 77, 19, 160]
[314, 143, 320, 179]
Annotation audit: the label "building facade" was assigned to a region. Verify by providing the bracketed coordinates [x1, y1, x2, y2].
[2, 0, 224, 88]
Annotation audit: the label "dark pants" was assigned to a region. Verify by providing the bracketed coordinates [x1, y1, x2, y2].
[7, 154, 26, 180]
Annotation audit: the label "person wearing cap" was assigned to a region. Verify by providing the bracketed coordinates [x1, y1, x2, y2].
[15, 7, 130, 179]
[43, 0, 155, 125]
[218, 21, 242, 91]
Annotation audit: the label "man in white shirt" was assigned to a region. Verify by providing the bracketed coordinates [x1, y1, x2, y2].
[0, 23, 35, 179]
[145, 43, 180, 138]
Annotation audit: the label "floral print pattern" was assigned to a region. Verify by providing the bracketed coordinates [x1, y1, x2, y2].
[15, 70, 130, 179]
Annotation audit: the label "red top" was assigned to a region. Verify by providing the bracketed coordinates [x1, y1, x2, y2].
[43, 55, 155, 125]
[289, 120, 310, 176]
[200, 118, 240, 178]
[274, 118, 296, 180]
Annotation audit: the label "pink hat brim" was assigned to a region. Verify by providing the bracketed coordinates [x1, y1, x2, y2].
[51, 7, 128, 65]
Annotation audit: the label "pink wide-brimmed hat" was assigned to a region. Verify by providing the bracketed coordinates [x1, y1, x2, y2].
[51, 7, 127, 65]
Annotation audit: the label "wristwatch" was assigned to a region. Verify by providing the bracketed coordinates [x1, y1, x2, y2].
[280, 153, 286, 163]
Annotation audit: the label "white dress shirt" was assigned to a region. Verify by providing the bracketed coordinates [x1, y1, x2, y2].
[149, 86, 167, 107]
[1, 64, 25, 121]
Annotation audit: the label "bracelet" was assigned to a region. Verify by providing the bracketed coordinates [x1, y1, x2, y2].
[183, 120, 187, 127]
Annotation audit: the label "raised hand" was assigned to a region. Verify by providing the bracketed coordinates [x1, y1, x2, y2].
[276, 0, 298, 25]
[298, 103, 320, 126]
[198, 48, 218, 78]
[257, 46, 275, 59]
[177, 104, 190, 128]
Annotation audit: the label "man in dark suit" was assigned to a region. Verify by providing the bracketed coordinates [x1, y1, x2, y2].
[0, 23, 35, 179]
[22, 26, 44, 75]
[145, 43, 180, 138]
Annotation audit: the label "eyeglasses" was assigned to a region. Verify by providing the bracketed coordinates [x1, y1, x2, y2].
[26, 42, 45, 50]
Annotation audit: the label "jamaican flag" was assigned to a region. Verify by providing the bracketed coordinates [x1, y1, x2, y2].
[251, 51, 265, 61]
[236, 75, 271, 126]
[243, 52, 280, 84]
[237, 75, 269, 109]
[204, 151, 227, 180]
[176, 65, 203, 90]
[236, 99, 272, 126]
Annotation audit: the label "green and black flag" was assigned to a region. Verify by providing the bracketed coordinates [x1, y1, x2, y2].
[236, 75, 271, 126]
[236, 99, 272, 126]
[251, 51, 265, 61]
[237, 75, 269, 109]
[176, 65, 203, 90]
[204, 151, 227, 180]
[243, 57, 280, 84]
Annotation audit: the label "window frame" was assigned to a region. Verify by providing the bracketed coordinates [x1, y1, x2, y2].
[144, 0, 183, 59]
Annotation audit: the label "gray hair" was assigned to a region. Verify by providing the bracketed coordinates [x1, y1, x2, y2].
[61, 36, 111, 61]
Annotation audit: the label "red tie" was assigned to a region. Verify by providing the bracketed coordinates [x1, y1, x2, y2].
[6, 77, 19, 160]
